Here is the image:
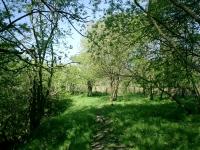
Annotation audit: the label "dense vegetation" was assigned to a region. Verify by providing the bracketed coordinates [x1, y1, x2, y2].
[0, 0, 200, 149]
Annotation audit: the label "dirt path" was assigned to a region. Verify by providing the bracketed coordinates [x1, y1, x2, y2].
[91, 115, 127, 150]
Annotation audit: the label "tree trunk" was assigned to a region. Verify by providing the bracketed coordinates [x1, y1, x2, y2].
[105, 88, 108, 94]
[159, 85, 164, 100]
[87, 80, 93, 96]
[29, 79, 41, 131]
[110, 76, 120, 104]
[159, 89, 164, 100]
[149, 84, 154, 100]
[181, 87, 185, 97]
[38, 66, 45, 120]
[142, 86, 146, 95]
[29, 70, 45, 131]
[133, 86, 135, 94]
[69, 83, 75, 95]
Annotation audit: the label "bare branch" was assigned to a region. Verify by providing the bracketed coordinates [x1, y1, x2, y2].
[169, 0, 200, 25]
[1, 0, 12, 23]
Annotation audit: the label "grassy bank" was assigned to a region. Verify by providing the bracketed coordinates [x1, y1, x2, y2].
[19, 94, 200, 150]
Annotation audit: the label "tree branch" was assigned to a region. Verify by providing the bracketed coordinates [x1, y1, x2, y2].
[169, 0, 200, 25]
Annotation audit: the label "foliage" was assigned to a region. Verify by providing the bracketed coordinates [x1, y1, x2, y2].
[0, 53, 30, 147]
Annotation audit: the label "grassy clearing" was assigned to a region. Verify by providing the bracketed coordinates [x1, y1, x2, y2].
[19, 94, 200, 150]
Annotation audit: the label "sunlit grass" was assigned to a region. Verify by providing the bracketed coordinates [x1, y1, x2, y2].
[19, 94, 200, 150]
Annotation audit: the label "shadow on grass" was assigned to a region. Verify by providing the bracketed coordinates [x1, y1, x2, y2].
[91, 91, 109, 97]
[20, 95, 200, 150]
[45, 98, 73, 117]
[20, 107, 97, 150]
[103, 103, 200, 149]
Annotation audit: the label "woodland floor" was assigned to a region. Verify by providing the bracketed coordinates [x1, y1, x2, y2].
[19, 94, 200, 150]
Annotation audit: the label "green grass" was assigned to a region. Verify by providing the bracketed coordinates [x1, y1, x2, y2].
[19, 94, 200, 150]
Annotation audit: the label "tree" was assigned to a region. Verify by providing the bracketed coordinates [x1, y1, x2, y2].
[86, 17, 135, 102]
[133, 0, 200, 112]
[72, 52, 99, 96]
[0, 0, 90, 146]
